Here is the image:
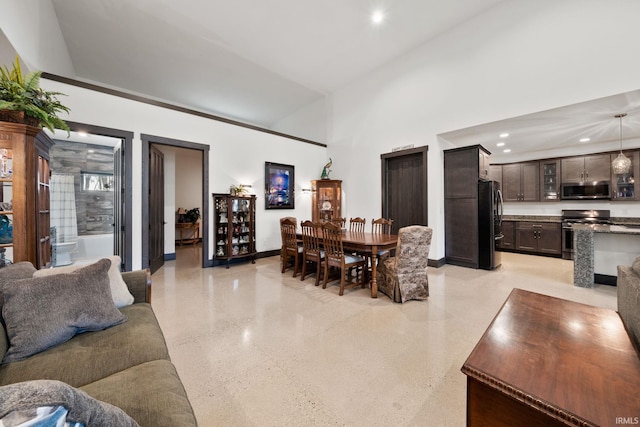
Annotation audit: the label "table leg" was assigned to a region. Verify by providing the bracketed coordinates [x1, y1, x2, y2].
[370, 247, 378, 298]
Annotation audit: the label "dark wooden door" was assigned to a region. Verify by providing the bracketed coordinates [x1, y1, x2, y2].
[381, 147, 428, 234]
[537, 223, 561, 255]
[149, 145, 165, 273]
[515, 223, 537, 252]
[113, 140, 125, 269]
[521, 162, 539, 201]
[501, 164, 521, 201]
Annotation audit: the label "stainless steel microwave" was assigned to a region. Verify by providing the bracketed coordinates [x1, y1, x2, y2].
[561, 181, 611, 200]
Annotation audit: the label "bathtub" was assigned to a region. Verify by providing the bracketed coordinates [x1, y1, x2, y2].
[70, 233, 114, 263]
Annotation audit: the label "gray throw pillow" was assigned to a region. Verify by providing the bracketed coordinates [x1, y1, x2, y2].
[0, 380, 139, 427]
[1, 258, 126, 363]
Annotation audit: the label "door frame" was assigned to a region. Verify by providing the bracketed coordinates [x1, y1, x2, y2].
[141, 134, 211, 269]
[380, 146, 429, 230]
[65, 121, 134, 271]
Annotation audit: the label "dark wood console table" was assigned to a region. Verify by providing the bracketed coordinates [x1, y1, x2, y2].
[462, 289, 640, 426]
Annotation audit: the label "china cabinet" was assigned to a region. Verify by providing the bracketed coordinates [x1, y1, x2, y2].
[0, 122, 53, 268]
[212, 193, 256, 267]
[311, 179, 342, 223]
[540, 159, 560, 201]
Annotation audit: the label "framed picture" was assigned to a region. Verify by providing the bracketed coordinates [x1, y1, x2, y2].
[265, 162, 294, 209]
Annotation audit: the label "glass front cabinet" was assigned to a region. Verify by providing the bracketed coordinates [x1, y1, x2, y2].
[0, 123, 53, 268]
[611, 151, 639, 201]
[213, 193, 256, 267]
[311, 179, 342, 223]
[540, 159, 560, 201]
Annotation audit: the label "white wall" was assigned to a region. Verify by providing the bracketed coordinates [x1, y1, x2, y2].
[175, 147, 203, 242]
[311, 0, 640, 260]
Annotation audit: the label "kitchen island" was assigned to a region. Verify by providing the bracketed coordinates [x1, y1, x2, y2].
[573, 224, 640, 287]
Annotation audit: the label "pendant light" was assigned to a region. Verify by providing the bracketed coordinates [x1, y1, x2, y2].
[612, 113, 631, 174]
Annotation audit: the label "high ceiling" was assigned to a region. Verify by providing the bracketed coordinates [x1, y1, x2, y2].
[48, 0, 504, 131]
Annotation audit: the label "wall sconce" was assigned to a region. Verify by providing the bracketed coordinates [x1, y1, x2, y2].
[302, 188, 312, 193]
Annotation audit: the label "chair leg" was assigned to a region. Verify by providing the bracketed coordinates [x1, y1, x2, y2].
[301, 255, 307, 281]
[323, 263, 329, 289]
[339, 270, 345, 296]
[281, 253, 286, 273]
[292, 254, 298, 277]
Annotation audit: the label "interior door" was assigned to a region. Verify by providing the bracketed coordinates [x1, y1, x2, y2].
[112, 140, 125, 269]
[149, 144, 165, 273]
[381, 147, 428, 234]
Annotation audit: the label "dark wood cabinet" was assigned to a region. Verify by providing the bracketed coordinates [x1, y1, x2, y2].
[488, 165, 502, 187]
[497, 220, 515, 250]
[213, 193, 256, 267]
[311, 179, 342, 223]
[561, 153, 610, 183]
[0, 122, 53, 268]
[444, 145, 491, 268]
[611, 150, 639, 201]
[501, 162, 539, 202]
[515, 222, 561, 256]
[539, 159, 560, 201]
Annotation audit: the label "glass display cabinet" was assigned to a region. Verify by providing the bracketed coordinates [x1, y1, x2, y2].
[311, 179, 342, 223]
[540, 159, 560, 201]
[611, 151, 639, 201]
[0, 122, 53, 268]
[213, 193, 256, 268]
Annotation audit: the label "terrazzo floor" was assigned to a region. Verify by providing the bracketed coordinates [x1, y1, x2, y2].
[150, 247, 617, 426]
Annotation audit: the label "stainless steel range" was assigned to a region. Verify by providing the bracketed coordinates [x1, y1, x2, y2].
[561, 209, 611, 260]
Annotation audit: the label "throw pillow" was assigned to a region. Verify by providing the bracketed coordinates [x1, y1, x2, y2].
[1, 258, 126, 363]
[0, 380, 139, 427]
[33, 256, 135, 308]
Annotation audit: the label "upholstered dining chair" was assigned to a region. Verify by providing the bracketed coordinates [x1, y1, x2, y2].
[349, 217, 366, 233]
[376, 225, 432, 303]
[321, 222, 367, 296]
[300, 220, 324, 286]
[280, 217, 302, 277]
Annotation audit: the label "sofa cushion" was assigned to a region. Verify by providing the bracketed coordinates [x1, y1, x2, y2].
[1, 259, 126, 363]
[33, 256, 135, 308]
[0, 379, 139, 427]
[0, 303, 170, 388]
[80, 360, 197, 427]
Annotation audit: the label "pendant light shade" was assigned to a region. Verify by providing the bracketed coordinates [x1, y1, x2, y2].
[612, 113, 631, 174]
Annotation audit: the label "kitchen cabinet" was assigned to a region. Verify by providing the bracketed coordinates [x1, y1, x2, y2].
[540, 159, 560, 201]
[496, 220, 515, 251]
[213, 193, 256, 268]
[611, 150, 639, 201]
[479, 149, 490, 180]
[561, 154, 610, 183]
[502, 162, 539, 202]
[489, 165, 502, 187]
[516, 222, 561, 256]
[0, 122, 53, 268]
[311, 179, 342, 223]
[444, 145, 491, 268]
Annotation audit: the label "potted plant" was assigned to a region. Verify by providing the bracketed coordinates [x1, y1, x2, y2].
[0, 55, 70, 133]
[230, 185, 248, 196]
[184, 207, 200, 224]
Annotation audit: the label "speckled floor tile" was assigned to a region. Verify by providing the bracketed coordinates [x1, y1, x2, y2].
[149, 247, 618, 426]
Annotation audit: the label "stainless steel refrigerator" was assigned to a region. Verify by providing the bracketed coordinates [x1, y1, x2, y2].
[478, 180, 503, 270]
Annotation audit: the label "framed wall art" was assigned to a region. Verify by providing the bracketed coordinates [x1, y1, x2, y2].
[265, 162, 294, 209]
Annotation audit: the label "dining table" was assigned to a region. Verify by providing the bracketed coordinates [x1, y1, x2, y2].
[328, 231, 398, 298]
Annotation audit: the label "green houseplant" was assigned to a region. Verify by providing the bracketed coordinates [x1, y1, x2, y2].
[0, 55, 70, 133]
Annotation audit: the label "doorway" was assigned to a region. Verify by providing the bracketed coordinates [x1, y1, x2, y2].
[50, 122, 133, 271]
[141, 134, 210, 272]
[380, 146, 428, 233]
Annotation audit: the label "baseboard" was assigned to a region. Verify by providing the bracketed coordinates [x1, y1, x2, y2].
[594, 273, 617, 286]
[257, 249, 280, 259]
[164, 253, 176, 261]
[428, 257, 446, 268]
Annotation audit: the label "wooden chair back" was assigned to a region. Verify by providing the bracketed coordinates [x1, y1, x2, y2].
[330, 217, 346, 228]
[280, 217, 298, 251]
[371, 218, 393, 235]
[349, 217, 366, 233]
[301, 220, 322, 257]
[321, 221, 345, 268]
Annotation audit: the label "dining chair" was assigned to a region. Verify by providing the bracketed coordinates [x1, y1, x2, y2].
[321, 222, 367, 296]
[349, 217, 366, 233]
[300, 220, 324, 286]
[280, 217, 302, 277]
[371, 218, 393, 235]
[376, 225, 432, 303]
[330, 217, 346, 228]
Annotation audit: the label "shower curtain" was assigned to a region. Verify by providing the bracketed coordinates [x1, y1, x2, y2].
[50, 174, 78, 243]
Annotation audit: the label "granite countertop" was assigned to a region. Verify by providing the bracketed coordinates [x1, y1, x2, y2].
[572, 224, 640, 235]
[502, 215, 562, 223]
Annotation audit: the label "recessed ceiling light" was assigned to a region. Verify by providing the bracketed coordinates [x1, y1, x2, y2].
[579, 137, 591, 142]
[496, 142, 505, 147]
[503, 149, 511, 153]
[77, 132, 88, 137]
[88, 149, 95, 153]
[499, 133, 509, 138]
[371, 10, 385, 24]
